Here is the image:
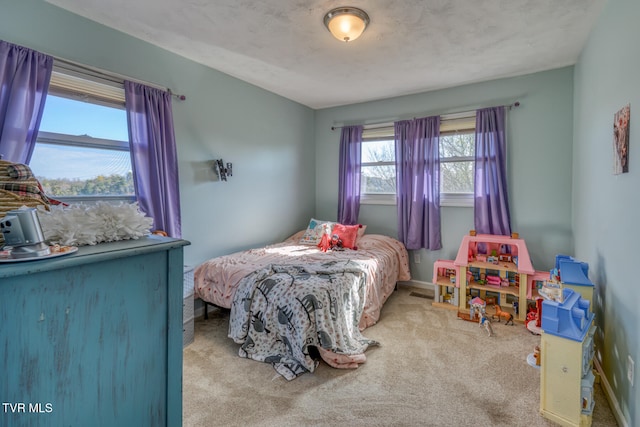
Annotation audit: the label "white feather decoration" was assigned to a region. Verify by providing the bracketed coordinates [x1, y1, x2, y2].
[37, 202, 154, 246]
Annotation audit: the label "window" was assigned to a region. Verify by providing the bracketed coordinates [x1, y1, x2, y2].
[359, 113, 476, 207]
[360, 125, 396, 204]
[29, 66, 134, 203]
[439, 113, 475, 207]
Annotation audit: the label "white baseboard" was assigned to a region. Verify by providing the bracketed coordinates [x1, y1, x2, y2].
[397, 280, 435, 291]
[594, 357, 628, 427]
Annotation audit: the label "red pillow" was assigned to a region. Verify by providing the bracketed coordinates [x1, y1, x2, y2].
[332, 223, 363, 250]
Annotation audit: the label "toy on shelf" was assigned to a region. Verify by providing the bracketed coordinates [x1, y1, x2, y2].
[468, 296, 486, 321]
[432, 259, 459, 309]
[552, 255, 595, 304]
[527, 271, 549, 299]
[499, 254, 512, 263]
[525, 297, 543, 335]
[487, 276, 509, 287]
[457, 296, 485, 322]
[485, 275, 502, 287]
[539, 280, 563, 302]
[541, 288, 592, 341]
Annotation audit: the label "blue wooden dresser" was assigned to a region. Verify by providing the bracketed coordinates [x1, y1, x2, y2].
[0, 235, 189, 427]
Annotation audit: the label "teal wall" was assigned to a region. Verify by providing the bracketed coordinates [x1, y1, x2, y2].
[2, 0, 636, 423]
[315, 68, 575, 283]
[0, 0, 316, 268]
[574, 0, 639, 425]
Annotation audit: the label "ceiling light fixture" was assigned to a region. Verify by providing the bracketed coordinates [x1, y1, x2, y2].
[323, 7, 370, 43]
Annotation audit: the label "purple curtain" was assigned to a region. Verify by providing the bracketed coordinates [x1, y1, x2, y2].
[474, 106, 511, 236]
[395, 116, 441, 250]
[125, 81, 182, 238]
[337, 125, 363, 225]
[0, 41, 53, 163]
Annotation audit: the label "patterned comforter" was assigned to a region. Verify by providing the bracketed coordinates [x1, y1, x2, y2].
[194, 231, 411, 379]
[229, 261, 377, 380]
[195, 231, 411, 329]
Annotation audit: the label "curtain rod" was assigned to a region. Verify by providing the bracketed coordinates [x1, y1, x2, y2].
[330, 101, 520, 131]
[53, 56, 186, 101]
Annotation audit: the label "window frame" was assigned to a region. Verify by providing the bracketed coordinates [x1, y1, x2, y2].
[439, 129, 475, 208]
[359, 113, 477, 207]
[360, 125, 396, 205]
[33, 65, 135, 204]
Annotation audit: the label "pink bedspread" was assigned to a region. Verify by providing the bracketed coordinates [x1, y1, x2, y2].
[194, 231, 411, 329]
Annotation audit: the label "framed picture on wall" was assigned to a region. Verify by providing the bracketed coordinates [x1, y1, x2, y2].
[613, 103, 630, 175]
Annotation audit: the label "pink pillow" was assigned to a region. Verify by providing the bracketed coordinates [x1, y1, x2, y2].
[332, 223, 363, 250]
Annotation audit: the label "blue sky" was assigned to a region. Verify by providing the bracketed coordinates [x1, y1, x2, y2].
[30, 95, 131, 180]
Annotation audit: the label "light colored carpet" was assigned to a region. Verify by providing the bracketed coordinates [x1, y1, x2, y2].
[183, 286, 618, 427]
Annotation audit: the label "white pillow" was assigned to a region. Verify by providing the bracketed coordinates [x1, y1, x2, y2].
[357, 224, 367, 240]
[299, 218, 335, 245]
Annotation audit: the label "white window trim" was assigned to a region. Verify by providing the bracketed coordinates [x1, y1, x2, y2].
[439, 153, 475, 207]
[359, 114, 478, 208]
[37, 131, 129, 151]
[360, 193, 396, 205]
[360, 124, 395, 205]
[54, 195, 136, 205]
[440, 193, 474, 207]
[361, 193, 474, 207]
[35, 131, 134, 204]
[361, 160, 394, 167]
[34, 64, 134, 202]
[439, 113, 475, 207]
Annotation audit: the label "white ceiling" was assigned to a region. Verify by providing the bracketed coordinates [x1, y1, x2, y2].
[45, 0, 606, 109]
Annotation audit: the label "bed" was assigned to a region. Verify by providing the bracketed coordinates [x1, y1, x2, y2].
[194, 223, 411, 380]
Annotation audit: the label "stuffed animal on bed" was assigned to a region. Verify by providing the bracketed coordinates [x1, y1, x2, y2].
[329, 234, 344, 251]
[318, 233, 344, 252]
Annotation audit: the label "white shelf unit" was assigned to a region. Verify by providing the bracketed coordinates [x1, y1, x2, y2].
[540, 324, 596, 426]
[540, 288, 596, 427]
